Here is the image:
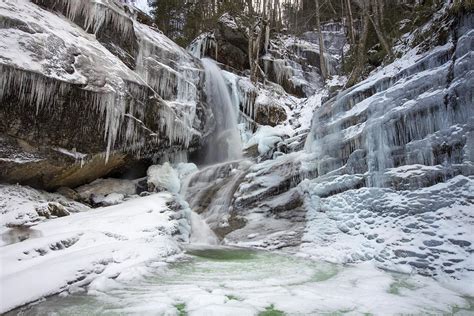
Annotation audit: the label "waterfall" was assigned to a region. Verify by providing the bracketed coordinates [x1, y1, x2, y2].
[201, 58, 242, 164]
[182, 58, 244, 245]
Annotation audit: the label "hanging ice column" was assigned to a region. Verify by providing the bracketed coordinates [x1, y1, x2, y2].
[201, 58, 242, 163]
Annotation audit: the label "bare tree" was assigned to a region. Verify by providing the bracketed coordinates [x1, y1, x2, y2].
[369, 0, 392, 57]
[347, 11, 370, 86]
[345, 0, 356, 45]
[315, 0, 329, 79]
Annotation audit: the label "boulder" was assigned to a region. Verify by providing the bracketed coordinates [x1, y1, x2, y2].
[75, 178, 138, 205]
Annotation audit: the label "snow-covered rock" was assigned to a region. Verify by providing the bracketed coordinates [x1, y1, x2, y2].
[245, 125, 289, 158]
[300, 175, 474, 285]
[0, 0, 209, 189]
[0, 184, 89, 233]
[75, 178, 138, 205]
[147, 162, 181, 193]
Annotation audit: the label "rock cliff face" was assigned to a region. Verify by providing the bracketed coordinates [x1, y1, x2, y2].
[262, 23, 346, 98]
[0, 0, 210, 189]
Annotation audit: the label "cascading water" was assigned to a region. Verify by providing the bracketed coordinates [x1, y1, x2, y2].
[189, 212, 219, 244]
[182, 160, 251, 238]
[201, 58, 242, 164]
[183, 58, 245, 244]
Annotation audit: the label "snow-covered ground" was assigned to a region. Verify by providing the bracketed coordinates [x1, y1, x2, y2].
[0, 190, 187, 313]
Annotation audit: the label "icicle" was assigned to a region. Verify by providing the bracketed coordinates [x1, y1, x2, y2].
[134, 23, 205, 156]
[187, 32, 215, 59]
[0, 64, 154, 163]
[49, 0, 135, 39]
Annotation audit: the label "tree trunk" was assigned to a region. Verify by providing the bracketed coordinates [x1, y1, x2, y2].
[347, 12, 370, 87]
[369, 0, 392, 57]
[264, 0, 271, 54]
[272, 0, 278, 28]
[345, 0, 356, 45]
[252, 20, 263, 82]
[246, 0, 254, 15]
[377, 0, 384, 24]
[315, 0, 328, 79]
[249, 27, 255, 81]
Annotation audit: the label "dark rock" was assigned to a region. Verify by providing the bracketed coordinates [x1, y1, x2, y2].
[449, 239, 471, 247]
[212, 14, 250, 71]
[56, 187, 81, 201]
[47, 202, 70, 217]
[409, 260, 430, 269]
[255, 103, 288, 127]
[423, 240, 444, 247]
[394, 249, 428, 259]
[243, 144, 260, 158]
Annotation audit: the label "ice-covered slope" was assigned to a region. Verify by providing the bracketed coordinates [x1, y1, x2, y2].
[0, 0, 209, 189]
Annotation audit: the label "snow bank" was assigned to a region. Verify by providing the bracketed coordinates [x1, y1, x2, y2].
[245, 125, 289, 156]
[299, 175, 474, 293]
[0, 192, 184, 313]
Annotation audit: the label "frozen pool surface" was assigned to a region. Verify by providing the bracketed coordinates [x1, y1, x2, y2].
[11, 246, 473, 315]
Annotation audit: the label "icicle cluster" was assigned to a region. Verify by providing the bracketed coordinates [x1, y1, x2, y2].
[0, 64, 156, 161]
[262, 57, 312, 95]
[0, 65, 70, 115]
[40, 0, 135, 38]
[187, 32, 215, 59]
[222, 71, 258, 121]
[305, 33, 473, 188]
[1, 0, 209, 165]
[135, 24, 203, 152]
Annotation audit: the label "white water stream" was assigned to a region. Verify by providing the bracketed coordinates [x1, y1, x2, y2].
[184, 58, 245, 245]
[189, 212, 219, 245]
[201, 58, 242, 164]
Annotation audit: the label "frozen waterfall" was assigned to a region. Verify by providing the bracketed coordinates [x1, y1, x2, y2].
[201, 58, 242, 164]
